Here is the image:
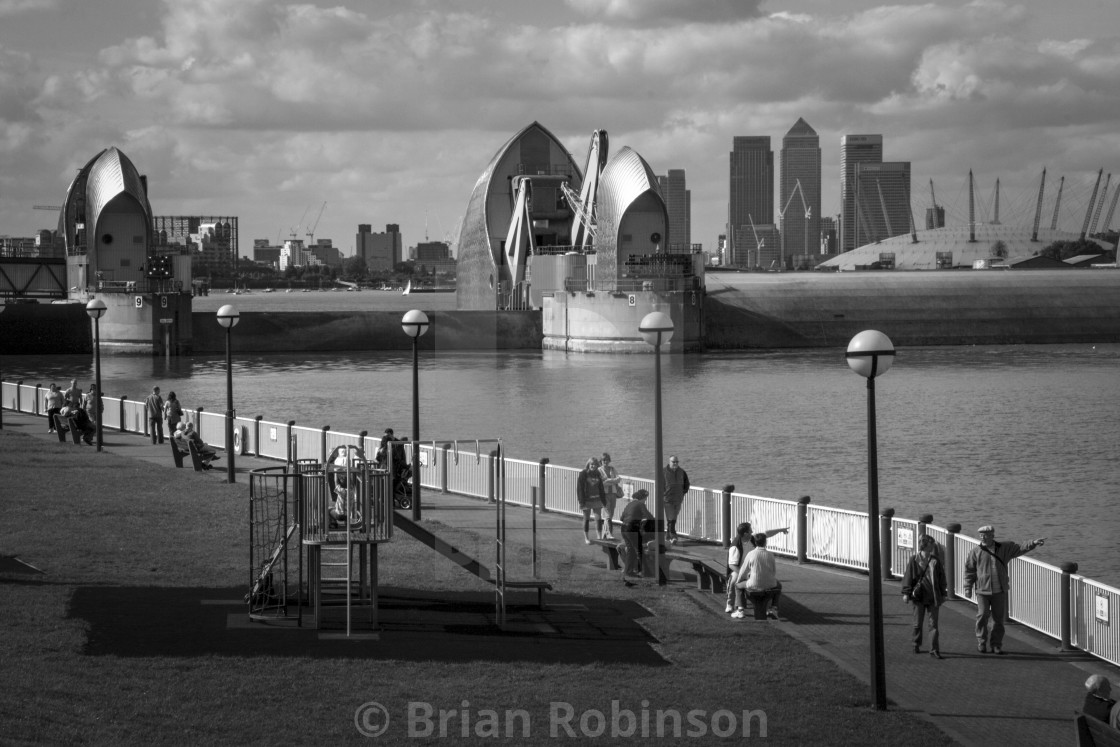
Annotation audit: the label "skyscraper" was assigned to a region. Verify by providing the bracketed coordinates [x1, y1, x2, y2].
[853, 162, 912, 245]
[657, 169, 691, 250]
[840, 134, 883, 253]
[729, 136, 773, 267]
[780, 118, 822, 264]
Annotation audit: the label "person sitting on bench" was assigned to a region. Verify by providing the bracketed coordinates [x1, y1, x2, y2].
[733, 533, 782, 619]
[59, 404, 96, 445]
[175, 422, 219, 469]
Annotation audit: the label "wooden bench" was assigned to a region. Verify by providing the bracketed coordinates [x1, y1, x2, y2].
[1076, 713, 1120, 747]
[53, 415, 70, 443]
[170, 440, 185, 468]
[186, 441, 210, 471]
[499, 579, 553, 609]
[588, 537, 627, 570]
[661, 549, 727, 593]
[54, 414, 82, 444]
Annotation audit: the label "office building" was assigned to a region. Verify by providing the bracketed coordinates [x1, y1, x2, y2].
[729, 136, 773, 267]
[657, 169, 691, 251]
[357, 224, 402, 272]
[780, 118, 822, 263]
[153, 215, 238, 267]
[853, 162, 912, 245]
[840, 135, 883, 253]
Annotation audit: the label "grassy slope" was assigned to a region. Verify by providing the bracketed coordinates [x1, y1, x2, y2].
[0, 429, 954, 745]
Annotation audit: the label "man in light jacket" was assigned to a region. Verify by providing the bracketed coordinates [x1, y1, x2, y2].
[963, 525, 1045, 655]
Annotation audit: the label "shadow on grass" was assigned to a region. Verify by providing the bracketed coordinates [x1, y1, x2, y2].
[67, 584, 668, 665]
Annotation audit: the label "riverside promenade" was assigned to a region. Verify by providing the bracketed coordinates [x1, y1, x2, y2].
[4, 410, 1117, 746]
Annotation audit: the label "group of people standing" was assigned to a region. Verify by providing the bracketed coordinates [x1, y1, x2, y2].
[45, 379, 98, 445]
[576, 453, 690, 546]
[901, 524, 1045, 659]
[145, 385, 218, 468]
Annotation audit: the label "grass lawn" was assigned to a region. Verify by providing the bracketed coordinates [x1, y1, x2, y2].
[0, 428, 955, 744]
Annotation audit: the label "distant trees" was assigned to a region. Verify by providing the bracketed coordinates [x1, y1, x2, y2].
[1036, 238, 1116, 262]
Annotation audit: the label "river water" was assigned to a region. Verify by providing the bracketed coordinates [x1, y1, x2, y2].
[6, 291, 1118, 587]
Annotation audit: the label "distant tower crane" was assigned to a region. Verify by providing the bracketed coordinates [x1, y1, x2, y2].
[306, 201, 327, 244]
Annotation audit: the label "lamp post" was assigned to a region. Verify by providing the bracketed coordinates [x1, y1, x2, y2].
[402, 309, 430, 521]
[639, 310, 674, 585]
[85, 298, 107, 451]
[0, 304, 5, 430]
[216, 304, 240, 483]
[845, 329, 896, 711]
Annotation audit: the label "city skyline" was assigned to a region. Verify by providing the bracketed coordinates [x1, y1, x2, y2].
[1, 0, 1118, 254]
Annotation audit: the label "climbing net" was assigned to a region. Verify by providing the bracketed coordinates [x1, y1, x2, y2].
[247, 468, 299, 619]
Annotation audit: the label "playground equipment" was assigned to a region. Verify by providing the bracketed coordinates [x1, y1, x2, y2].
[247, 436, 550, 636]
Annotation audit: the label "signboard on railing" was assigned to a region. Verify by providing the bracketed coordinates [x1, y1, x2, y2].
[898, 527, 914, 549]
[1097, 594, 1110, 624]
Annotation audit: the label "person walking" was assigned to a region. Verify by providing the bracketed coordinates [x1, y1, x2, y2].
[163, 391, 183, 436]
[145, 386, 165, 444]
[662, 456, 689, 544]
[45, 384, 64, 432]
[619, 489, 654, 578]
[598, 452, 622, 539]
[963, 524, 1045, 654]
[576, 457, 606, 544]
[902, 534, 948, 658]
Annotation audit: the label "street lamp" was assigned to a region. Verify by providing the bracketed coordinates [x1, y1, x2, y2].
[846, 329, 896, 711]
[639, 310, 674, 585]
[85, 298, 107, 451]
[402, 309, 429, 521]
[216, 304, 240, 483]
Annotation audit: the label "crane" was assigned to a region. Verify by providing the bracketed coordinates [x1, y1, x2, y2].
[777, 179, 809, 270]
[747, 213, 764, 270]
[305, 201, 327, 244]
[289, 205, 311, 240]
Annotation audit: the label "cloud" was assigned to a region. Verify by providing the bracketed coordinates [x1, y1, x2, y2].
[566, 0, 763, 24]
[0, 0, 55, 17]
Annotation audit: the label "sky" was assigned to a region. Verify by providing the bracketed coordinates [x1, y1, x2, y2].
[1, 0, 1119, 256]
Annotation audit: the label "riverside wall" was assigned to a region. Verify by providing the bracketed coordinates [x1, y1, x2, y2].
[189, 309, 543, 353]
[703, 269, 1120, 348]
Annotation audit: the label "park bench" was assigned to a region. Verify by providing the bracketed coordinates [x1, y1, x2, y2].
[497, 579, 552, 609]
[660, 548, 727, 594]
[170, 440, 185, 468]
[588, 537, 626, 570]
[186, 441, 210, 471]
[54, 414, 82, 444]
[1076, 713, 1120, 747]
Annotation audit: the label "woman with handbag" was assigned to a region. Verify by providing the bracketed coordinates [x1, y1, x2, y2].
[902, 534, 948, 658]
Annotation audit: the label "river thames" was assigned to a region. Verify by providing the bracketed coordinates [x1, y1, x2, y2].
[7, 305, 1118, 589]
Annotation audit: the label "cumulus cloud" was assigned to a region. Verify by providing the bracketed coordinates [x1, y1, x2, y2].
[0, 0, 55, 17]
[566, 0, 763, 24]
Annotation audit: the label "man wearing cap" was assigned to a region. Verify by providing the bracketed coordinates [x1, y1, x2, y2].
[963, 525, 1045, 654]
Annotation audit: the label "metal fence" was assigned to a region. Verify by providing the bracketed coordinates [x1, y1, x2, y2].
[6, 389, 1120, 668]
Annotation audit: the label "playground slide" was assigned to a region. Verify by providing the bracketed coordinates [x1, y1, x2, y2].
[392, 512, 493, 584]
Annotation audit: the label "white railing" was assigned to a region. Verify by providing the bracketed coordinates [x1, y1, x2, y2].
[5, 388, 1119, 668]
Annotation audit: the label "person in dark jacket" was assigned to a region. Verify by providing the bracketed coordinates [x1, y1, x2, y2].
[619, 489, 654, 577]
[902, 534, 948, 658]
[662, 456, 689, 543]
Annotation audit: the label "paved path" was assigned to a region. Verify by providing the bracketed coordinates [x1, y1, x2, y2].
[4, 410, 1118, 746]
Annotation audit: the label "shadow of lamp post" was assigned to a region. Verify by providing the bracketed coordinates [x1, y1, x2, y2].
[639, 310, 674, 585]
[216, 304, 240, 483]
[845, 329, 896, 711]
[85, 298, 107, 451]
[402, 309, 430, 521]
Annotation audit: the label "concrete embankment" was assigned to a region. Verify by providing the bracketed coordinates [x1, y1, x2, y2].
[704, 269, 1120, 348]
[189, 309, 542, 353]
